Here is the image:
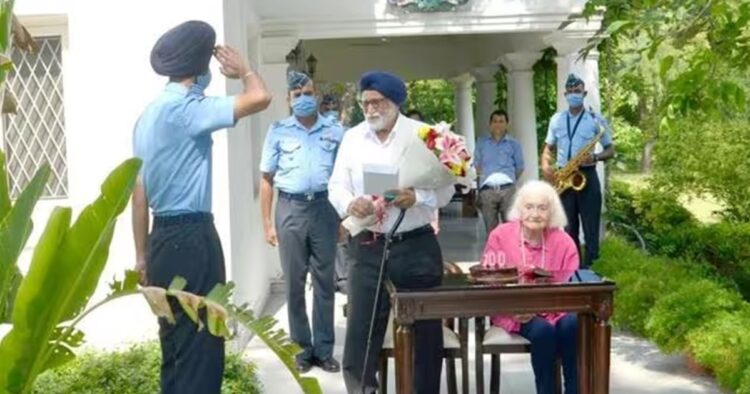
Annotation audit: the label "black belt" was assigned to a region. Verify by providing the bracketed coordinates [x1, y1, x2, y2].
[480, 183, 514, 191]
[363, 224, 434, 243]
[153, 212, 213, 228]
[278, 190, 328, 202]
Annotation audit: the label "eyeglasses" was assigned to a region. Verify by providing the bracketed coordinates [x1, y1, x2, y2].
[358, 97, 388, 110]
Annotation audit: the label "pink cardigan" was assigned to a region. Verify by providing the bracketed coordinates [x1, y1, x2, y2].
[481, 220, 580, 333]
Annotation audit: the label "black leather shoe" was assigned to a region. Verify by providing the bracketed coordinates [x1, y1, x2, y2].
[296, 358, 313, 373]
[314, 357, 341, 373]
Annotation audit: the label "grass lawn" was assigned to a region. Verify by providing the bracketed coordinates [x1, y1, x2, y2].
[610, 172, 725, 223]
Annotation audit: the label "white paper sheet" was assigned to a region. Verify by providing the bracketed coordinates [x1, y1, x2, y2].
[362, 163, 399, 196]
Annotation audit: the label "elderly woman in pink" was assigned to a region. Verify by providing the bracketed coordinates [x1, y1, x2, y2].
[481, 180, 580, 394]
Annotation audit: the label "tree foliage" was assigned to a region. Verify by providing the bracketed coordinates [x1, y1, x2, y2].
[653, 117, 750, 222]
[588, 0, 750, 213]
[403, 79, 457, 124]
[584, 0, 750, 122]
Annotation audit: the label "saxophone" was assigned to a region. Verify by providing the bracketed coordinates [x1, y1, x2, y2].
[553, 126, 605, 194]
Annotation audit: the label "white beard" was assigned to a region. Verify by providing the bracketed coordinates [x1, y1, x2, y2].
[366, 116, 386, 131]
[366, 106, 397, 132]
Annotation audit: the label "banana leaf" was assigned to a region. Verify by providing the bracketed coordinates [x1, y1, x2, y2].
[141, 278, 323, 394]
[0, 155, 49, 322]
[0, 158, 141, 393]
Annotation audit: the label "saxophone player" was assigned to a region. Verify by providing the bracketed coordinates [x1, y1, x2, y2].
[541, 73, 615, 268]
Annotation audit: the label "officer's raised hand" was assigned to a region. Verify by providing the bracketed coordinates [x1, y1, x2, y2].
[347, 197, 375, 218]
[214, 45, 250, 79]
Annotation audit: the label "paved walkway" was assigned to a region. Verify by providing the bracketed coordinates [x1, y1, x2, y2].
[245, 202, 724, 393]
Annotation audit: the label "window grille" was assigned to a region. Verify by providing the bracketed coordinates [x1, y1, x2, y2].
[2, 35, 67, 198]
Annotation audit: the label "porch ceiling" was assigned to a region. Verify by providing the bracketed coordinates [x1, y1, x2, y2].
[254, 0, 589, 41]
[304, 32, 550, 82]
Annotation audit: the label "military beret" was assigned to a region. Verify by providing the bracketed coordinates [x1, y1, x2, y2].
[287, 70, 311, 90]
[565, 73, 585, 88]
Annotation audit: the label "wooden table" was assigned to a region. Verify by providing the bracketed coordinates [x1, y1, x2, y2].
[386, 274, 616, 394]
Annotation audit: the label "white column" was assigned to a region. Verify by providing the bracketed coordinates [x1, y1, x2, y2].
[505, 68, 515, 137]
[472, 66, 498, 140]
[503, 52, 542, 184]
[545, 33, 601, 113]
[259, 37, 298, 137]
[258, 36, 298, 281]
[451, 73, 476, 154]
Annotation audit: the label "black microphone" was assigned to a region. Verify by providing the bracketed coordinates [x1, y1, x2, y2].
[360, 191, 407, 394]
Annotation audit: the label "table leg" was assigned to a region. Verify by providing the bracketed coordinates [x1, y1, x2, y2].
[577, 313, 593, 394]
[395, 322, 414, 394]
[592, 318, 612, 393]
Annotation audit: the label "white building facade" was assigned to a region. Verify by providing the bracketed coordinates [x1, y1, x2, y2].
[9, 0, 602, 346]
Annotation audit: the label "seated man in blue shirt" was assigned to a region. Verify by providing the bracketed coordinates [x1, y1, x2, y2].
[259, 71, 344, 374]
[131, 20, 271, 394]
[474, 109, 525, 233]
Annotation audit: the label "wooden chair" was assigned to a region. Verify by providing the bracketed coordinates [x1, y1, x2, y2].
[474, 316, 562, 394]
[378, 261, 469, 394]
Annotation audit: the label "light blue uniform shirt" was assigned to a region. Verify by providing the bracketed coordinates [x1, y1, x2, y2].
[133, 82, 235, 216]
[474, 134, 525, 187]
[545, 109, 613, 167]
[260, 114, 344, 194]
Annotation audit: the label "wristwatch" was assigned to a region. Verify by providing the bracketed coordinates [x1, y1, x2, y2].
[592, 153, 599, 162]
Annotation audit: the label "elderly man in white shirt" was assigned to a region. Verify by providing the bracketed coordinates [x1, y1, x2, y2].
[329, 71, 454, 394]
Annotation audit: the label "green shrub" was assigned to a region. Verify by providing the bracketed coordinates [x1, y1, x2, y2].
[595, 238, 707, 335]
[605, 180, 639, 233]
[606, 181, 750, 300]
[606, 180, 698, 256]
[597, 236, 750, 393]
[688, 311, 750, 391]
[645, 279, 744, 353]
[694, 222, 750, 298]
[738, 368, 750, 394]
[32, 342, 261, 394]
[610, 117, 645, 172]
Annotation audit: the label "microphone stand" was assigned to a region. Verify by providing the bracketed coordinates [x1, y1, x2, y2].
[360, 206, 407, 394]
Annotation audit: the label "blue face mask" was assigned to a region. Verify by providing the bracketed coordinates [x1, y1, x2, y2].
[291, 95, 318, 117]
[191, 70, 211, 95]
[323, 110, 339, 120]
[566, 92, 584, 108]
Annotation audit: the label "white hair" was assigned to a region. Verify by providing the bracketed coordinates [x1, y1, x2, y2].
[507, 180, 568, 229]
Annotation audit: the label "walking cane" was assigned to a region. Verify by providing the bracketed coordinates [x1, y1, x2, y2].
[360, 195, 407, 394]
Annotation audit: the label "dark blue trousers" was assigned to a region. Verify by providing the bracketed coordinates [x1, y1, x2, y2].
[519, 314, 578, 394]
[275, 195, 338, 362]
[343, 227, 444, 394]
[148, 213, 226, 394]
[560, 166, 602, 267]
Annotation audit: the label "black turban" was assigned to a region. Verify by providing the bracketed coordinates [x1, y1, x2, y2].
[151, 21, 216, 77]
[359, 71, 407, 106]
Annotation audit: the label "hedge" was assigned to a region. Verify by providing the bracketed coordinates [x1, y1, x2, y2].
[595, 237, 750, 393]
[32, 342, 262, 394]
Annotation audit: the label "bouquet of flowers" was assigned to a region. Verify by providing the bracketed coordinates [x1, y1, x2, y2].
[414, 121, 473, 186]
[342, 121, 475, 235]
